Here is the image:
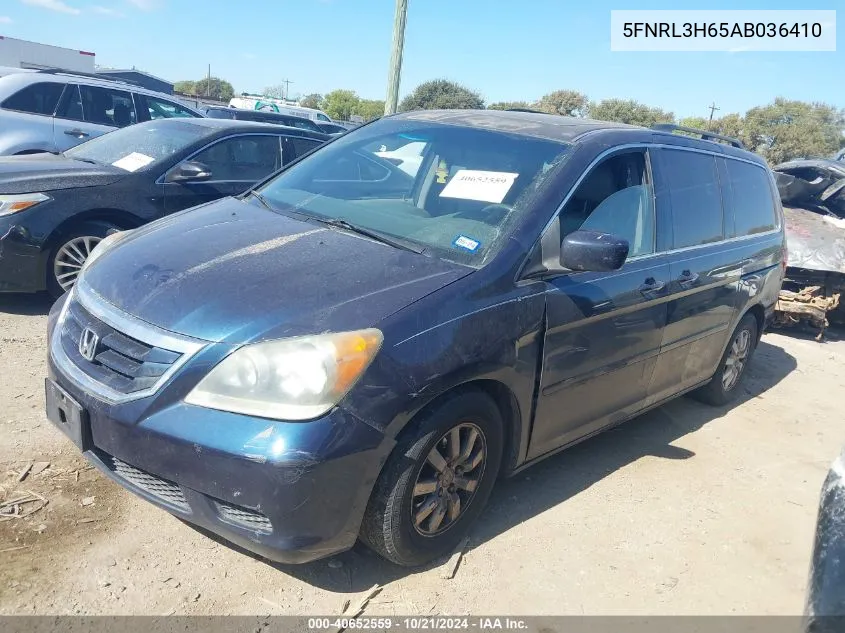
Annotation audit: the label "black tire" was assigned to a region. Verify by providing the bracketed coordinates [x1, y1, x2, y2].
[360, 390, 504, 567]
[692, 313, 759, 406]
[47, 221, 121, 298]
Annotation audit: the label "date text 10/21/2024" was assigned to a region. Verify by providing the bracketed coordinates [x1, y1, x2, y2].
[306, 617, 529, 630]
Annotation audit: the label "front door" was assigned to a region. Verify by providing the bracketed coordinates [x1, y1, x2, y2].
[527, 148, 671, 460]
[163, 134, 283, 213]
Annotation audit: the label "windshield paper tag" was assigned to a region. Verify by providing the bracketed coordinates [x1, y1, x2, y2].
[453, 235, 480, 252]
[112, 152, 155, 172]
[440, 169, 518, 204]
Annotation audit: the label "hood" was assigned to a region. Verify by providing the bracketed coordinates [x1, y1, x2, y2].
[784, 207, 845, 274]
[82, 197, 472, 344]
[0, 154, 126, 194]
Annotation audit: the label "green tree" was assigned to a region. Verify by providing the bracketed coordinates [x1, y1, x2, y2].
[488, 101, 531, 111]
[589, 98, 673, 127]
[678, 116, 710, 130]
[399, 79, 484, 111]
[299, 93, 324, 110]
[173, 80, 197, 95]
[534, 90, 589, 117]
[743, 98, 845, 164]
[353, 98, 385, 121]
[191, 77, 235, 101]
[323, 89, 360, 121]
[712, 113, 745, 143]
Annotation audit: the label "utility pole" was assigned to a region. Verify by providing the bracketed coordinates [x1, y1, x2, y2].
[281, 79, 293, 101]
[384, 0, 409, 116]
[707, 101, 720, 129]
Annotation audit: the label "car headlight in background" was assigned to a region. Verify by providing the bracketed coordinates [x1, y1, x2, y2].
[0, 193, 51, 217]
[79, 229, 130, 274]
[185, 329, 384, 421]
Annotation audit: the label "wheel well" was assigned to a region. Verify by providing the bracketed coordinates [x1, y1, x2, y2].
[745, 303, 765, 343]
[45, 210, 142, 253]
[40, 210, 142, 288]
[398, 379, 522, 476]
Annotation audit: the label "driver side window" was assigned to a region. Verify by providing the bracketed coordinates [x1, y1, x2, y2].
[560, 150, 655, 258]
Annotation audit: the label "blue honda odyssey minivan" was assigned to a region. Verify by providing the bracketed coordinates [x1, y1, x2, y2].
[46, 110, 785, 566]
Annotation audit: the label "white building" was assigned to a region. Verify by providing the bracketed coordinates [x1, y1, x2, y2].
[0, 35, 95, 73]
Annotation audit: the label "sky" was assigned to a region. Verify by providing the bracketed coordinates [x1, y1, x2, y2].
[0, 0, 842, 119]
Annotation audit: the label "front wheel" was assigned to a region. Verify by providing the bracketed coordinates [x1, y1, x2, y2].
[47, 222, 121, 298]
[692, 313, 758, 406]
[360, 390, 503, 567]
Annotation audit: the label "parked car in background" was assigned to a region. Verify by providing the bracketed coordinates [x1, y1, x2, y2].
[0, 118, 326, 295]
[228, 93, 333, 123]
[0, 69, 204, 155]
[316, 122, 352, 135]
[804, 448, 845, 631]
[203, 106, 326, 135]
[44, 111, 785, 567]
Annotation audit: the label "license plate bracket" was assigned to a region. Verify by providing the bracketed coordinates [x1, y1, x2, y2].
[45, 378, 90, 451]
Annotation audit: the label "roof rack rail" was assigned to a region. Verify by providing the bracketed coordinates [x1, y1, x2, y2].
[505, 107, 545, 114]
[35, 68, 141, 87]
[651, 123, 745, 149]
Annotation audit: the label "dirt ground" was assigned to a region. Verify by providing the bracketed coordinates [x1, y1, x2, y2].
[0, 292, 843, 616]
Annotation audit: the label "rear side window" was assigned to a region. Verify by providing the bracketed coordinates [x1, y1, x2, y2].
[284, 137, 323, 164]
[205, 108, 235, 120]
[1, 82, 64, 115]
[728, 160, 778, 236]
[79, 85, 136, 127]
[140, 95, 198, 120]
[661, 149, 723, 248]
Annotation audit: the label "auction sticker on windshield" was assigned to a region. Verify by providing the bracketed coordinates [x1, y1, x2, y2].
[440, 170, 518, 204]
[112, 152, 155, 172]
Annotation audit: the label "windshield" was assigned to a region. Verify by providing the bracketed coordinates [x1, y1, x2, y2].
[64, 120, 210, 172]
[256, 119, 571, 266]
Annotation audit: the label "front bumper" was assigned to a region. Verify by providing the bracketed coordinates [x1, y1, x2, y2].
[0, 217, 45, 293]
[46, 297, 394, 564]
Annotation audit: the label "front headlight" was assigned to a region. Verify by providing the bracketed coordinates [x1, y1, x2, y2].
[0, 193, 51, 217]
[185, 329, 384, 421]
[80, 229, 129, 274]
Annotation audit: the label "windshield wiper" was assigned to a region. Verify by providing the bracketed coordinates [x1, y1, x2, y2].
[244, 190, 277, 212]
[318, 218, 425, 254]
[69, 157, 99, 165]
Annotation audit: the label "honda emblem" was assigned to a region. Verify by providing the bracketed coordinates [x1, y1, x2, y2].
[78, 327, 99, 361]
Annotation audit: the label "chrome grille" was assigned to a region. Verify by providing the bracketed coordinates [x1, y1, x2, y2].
[60, 299, 182, 394]
[102, 453, 189, 512]
[215, 500, 272, 533]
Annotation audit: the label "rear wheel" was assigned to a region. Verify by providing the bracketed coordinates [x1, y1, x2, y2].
[360, 390, 503, 567]
[692, 313, 758, 406]
[47, 221, 121, 298]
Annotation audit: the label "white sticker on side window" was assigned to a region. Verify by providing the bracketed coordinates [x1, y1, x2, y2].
[439, 169, 518, 204]
[112, 152, 155, 172]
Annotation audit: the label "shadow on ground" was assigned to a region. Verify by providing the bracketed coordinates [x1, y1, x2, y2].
[187, 337, 798, 592]
[0, 292, 54, 316]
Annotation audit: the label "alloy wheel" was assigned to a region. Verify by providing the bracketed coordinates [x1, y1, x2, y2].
[722, 328, 751, 391]
[53, 236, 102, 292]
[411, 422, 486, 537]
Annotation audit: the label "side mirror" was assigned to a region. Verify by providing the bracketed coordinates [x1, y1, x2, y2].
[561, 230, 629, 272]
[165, 160, 212, 183]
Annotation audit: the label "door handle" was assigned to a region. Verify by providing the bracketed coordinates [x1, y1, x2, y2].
[64, 129, 89, 138]
[639, 277, 666, 295]
[677, 270, 700, 287]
